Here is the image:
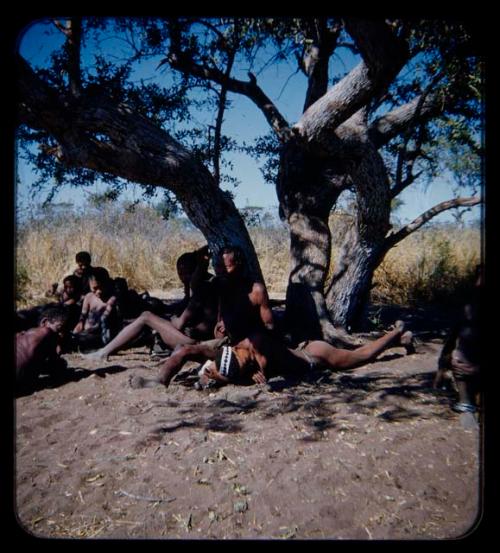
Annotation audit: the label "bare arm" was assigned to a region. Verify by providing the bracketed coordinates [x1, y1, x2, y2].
[100, 296, 117, 324]
[171, 304, 193, 330]
[73, 293, 91, 332]
[251, 283, 274, 331]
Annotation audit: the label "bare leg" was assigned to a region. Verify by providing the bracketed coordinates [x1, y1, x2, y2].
[304, 320, 412, 371]
[129, 343, 218, 389]
[86, 311, 196, 361]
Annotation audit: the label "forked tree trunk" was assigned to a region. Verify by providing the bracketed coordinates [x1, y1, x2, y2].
[326, 147, 392, 329]
[277, 140, 359, 344]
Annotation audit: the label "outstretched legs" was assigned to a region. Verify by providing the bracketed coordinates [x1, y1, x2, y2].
[129, 343, 218, 389]
[86, 311, 196, 361]
[303, 320, 414, 371]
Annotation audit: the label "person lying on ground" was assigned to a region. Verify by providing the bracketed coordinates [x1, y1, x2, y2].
[16, 305, 71, 393]
[128, 320, 414, 390]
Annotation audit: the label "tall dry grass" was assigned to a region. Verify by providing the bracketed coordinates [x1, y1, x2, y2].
[372, 226, 481, 305]
[15, 204, 481, 309]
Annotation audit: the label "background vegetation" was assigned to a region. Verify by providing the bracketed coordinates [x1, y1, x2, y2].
[15, 202, 481, 310]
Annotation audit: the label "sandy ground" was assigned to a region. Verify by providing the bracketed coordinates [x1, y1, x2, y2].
[14, 306, 483, 540]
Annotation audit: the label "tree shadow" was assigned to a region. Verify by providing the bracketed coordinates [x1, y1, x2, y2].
[15, 365, 128, 398]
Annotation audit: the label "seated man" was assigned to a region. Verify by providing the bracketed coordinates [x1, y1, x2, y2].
[71, 267, 121, 352]
[84, 246, 219, 361]
[212, 244, 274, 344]
[16, 305, 70, 393]
[129, 320, 414, 390]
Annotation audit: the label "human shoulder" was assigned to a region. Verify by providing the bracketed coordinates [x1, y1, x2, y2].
[250, 282, 268, 300]
[18, 325, 54, 344]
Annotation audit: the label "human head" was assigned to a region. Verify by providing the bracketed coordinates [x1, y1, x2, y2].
[62, 274, 82, 300]
[176, 251, 198, 286]
[75, 251, 91, 269]
[214, 346, 241, 381]
[88, 267, 112, 299]
[217, 244, 245, 277]
[39, 305, 70, 334]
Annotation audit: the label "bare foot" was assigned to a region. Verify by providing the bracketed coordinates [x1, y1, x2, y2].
[394, 320, 406, 333]
[83, 350, 108, 362]
[400, 330, 416, 355]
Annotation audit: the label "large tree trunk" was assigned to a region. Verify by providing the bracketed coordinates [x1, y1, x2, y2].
[326, 147, 392, 329]
[17, 55, 263, 282]
[277, 139, 362, 345]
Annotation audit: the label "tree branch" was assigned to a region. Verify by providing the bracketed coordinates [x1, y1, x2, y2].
[18, 53, 265, 280]
[212, 48, 236, 186]
[384, 196, 482, 249]
[53, 17, 83, 97]
[301, 18, 340, 112]
[165, 21, 291, 141]
[295, 19, 408, 145]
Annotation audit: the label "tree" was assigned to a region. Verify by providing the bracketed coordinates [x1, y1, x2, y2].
[16, 17, 483, 344]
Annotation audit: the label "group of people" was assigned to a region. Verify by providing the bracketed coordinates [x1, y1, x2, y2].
[15, 245, 481, 418]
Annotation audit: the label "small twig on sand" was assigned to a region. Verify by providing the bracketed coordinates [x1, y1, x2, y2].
[114, 489, 176, 503]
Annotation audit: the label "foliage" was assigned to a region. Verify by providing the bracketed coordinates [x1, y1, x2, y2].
[18, 17, 482, 217]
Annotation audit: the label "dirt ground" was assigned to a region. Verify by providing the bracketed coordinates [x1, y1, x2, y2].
[14, 305, 482, 540]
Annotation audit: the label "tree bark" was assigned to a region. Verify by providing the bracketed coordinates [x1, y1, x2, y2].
[17, 55, 263, 281]
[277, 138, 361, 344]
[326, 143, 392, 330]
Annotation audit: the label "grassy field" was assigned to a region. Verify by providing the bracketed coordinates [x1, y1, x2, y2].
[15, 203, 482, 309]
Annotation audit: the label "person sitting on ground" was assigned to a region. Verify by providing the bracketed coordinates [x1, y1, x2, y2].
[160, 245, 211, 316]
[128, 320, 415, 390]
[17, 274, 83, 332]
[84, 246, 219, 361]
[71, 267, 121, 352]
[434, 264, 482, 415]
[16, 305, 71, 393]
[47, 251, 96, 300]
[212, 244, 274, 344]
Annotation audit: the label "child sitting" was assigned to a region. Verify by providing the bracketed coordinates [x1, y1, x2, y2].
[71, 267, 121, 352]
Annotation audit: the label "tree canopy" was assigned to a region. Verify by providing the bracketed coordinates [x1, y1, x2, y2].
[15, 16, 484, 338]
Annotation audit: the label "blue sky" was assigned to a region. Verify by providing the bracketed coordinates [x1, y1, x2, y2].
[16, 18, 482, 225]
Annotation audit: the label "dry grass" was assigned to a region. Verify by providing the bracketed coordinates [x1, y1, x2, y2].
[372, 226, 481, 306]
[15, 204, 481, 309]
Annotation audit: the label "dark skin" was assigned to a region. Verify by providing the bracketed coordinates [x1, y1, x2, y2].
[16, 316, 67, 387]
[129, 248, 275, 389]
[129, 321, 413, 390]
[85, 248, 218, 361]
[434, 269, 481, 408]
[214, 250, 274, 342]
[73, 276, 117, 334]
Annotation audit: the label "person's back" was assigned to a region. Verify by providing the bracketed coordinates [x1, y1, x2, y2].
[16, 306, 69, 390]
[171, 246, 218, 339]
